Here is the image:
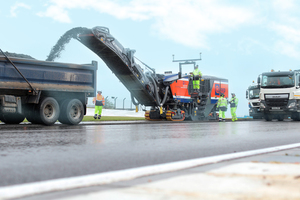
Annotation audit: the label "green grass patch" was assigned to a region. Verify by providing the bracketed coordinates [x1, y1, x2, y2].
[82, 116, 145, 121]
[1, 116, 145, 124]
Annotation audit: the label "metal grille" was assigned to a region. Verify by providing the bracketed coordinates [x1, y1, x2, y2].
[265, 98, 288, 107]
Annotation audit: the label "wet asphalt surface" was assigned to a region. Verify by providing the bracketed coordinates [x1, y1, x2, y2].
[1, 120, 300, 187]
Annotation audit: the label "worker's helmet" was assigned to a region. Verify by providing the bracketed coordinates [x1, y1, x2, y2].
[195, 65, 198, 69]
[220, 93, 225, 97]
[97, 91, 102, 93]
[231, 93, 235, 96]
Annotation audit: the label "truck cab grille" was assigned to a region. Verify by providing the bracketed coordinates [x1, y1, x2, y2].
[265, 94, 289, 107]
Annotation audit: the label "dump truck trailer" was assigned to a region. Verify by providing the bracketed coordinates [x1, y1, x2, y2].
[0, 54, 97, 125]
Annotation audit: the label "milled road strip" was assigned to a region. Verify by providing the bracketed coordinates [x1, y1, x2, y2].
[1, 143, 300, 199]
[58, 162, 300, 200]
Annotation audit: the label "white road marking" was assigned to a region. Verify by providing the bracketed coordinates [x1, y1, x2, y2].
[1, 143, 300, 199]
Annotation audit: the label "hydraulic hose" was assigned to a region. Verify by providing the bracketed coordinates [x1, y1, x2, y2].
[161, 86, 169, 106]
[148, 75, 161, 107]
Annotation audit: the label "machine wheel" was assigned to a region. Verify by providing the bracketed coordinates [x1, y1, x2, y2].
[58, 99, 84, 125]
[36, 97, 60, 125]
[264, 114, 273, 121]
[0, 113, 25, 124]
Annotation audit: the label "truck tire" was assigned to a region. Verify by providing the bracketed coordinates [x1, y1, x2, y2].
[264, 114, 273, 121]
[253, 115, 262, 119]
[277, 115, 284, 121]
[0, 113, 25, 124]
[36, 97, 60, 125]
[58, 99, 84, 125]
[24, 104, 40, 124]
[291, 113, 300, 121]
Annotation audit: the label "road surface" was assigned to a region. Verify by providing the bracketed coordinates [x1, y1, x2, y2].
[1, 120, 299, 188]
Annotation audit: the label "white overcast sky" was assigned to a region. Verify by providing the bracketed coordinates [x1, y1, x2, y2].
[1, 0, 300, 116]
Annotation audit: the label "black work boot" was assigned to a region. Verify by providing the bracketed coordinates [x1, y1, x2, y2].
[94, 114, 97, 119]
[98, 115, 101, 119]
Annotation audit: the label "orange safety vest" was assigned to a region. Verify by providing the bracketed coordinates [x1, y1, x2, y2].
[93, 94, 105, 106]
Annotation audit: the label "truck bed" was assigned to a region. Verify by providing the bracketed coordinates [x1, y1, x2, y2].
[0, 56, 97, 97]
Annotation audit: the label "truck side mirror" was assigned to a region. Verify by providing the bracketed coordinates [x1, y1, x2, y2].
[257, 77, 261, 84]
[246, 91, 248, 99]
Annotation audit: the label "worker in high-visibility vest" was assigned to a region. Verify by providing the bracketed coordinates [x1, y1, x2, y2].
[216, 93, 228, 122]
[230, 93, 239, 121]
[93, 91, 105, 119]
[190, 65, 202, 90]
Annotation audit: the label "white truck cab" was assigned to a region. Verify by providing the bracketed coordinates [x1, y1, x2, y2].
[246, 83, 262, 119]
[258, 70, 300, 121]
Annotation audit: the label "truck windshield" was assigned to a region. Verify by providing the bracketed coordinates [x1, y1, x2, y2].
[261, 74, 295, 88]
[249, 88, 260, 99]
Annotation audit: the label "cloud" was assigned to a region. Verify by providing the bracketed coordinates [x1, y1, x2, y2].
[37, 4, 71, 23]
[268, 1, 300, 58]
[10, 2, 31, 17]
[37, 0, 255, 48]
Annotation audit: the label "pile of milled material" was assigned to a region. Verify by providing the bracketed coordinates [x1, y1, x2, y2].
[1, 51, 35, 60]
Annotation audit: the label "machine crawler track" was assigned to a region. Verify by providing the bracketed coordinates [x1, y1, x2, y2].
[166, 110, 185, 121]
[144, 110, 162, 121]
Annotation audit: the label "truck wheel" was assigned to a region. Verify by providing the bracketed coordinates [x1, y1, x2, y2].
[24, 104, 40, 124]
[36, 97, 60, 125]
[0, 113, 25, 124]
[253, 115, 260, 119]
[59, 99, 84, 125]
[277, 115, 284, 121]
[291, 113, 300, 121]
[264, 114, 273, 121]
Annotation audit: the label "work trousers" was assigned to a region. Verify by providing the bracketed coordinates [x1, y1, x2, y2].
[231, 107, 237, 121]
[219, 110, 225, 120]
[94, 106, 103, 115]
[193, 80, 200, 89]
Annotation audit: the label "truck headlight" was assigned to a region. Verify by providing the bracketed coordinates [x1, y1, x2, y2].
[288, 102, 296, 108]
[260, 102, 265, 108]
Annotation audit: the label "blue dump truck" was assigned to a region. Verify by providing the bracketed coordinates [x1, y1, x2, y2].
[0, 53, 97, 125]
